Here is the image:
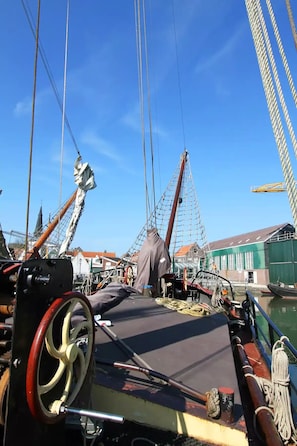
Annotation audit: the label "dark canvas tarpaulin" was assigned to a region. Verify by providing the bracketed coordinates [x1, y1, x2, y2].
[0, 228, 11, 259]
[134, 227, 171, 294]
[72, 282, 138, 325]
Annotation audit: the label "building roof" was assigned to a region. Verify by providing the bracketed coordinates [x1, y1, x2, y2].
[101, 256, 122, 263]
[175, 243, 196, 257]
[72, 250, 116, 258]
[207, 223, 294, 251]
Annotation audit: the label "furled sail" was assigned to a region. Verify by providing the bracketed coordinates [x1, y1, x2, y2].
[58, 156, 96, 256]
[133, 227, 171, 295]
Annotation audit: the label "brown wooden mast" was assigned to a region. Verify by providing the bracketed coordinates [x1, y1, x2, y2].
[165, 150, 188, 249]
[26, 189, 78, 258]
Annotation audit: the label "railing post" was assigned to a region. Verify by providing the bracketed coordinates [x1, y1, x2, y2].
[268, 324, 275, 349]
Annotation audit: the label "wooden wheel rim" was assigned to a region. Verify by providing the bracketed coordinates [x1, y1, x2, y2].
[26, 291, 94, 424]
[0, 368, 9, 425]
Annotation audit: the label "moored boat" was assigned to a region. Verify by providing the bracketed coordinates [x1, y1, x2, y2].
[267, 283, 297, 299]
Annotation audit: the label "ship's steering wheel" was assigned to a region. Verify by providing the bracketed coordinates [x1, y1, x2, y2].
[26, 291, 94, 424]
[124, 266, 134, 286]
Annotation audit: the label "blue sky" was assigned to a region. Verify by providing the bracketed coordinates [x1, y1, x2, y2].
[1, 1, 296, 256]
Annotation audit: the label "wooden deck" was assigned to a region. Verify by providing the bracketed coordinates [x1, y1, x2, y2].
[91, 296, 251, 446]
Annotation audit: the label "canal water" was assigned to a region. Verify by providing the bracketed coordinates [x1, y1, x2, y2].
[256, 294, 297, 349]
[234, 287, 297, 348]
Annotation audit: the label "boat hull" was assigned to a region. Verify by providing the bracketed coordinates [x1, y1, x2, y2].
[267, 283, 297, 298]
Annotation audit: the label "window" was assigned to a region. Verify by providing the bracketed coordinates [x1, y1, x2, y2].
[93, 257, 103, 266]
[213, 256, 220, 270]
[221, 255, 227, 270]
[228, 254, 235, 270]
[236, 253, 243, 271]
[245, 251, 254, 270]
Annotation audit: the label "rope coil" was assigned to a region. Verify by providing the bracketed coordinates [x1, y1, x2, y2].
[155, 297, 212, 317]
[206, 388, 220, 419]
[250, 336, 297, 443]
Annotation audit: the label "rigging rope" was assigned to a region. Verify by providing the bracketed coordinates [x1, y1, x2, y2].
[285, 0, 297, 50]
[265, 0, 297, 119]
[249, 337, 297, 443]
[155, 297, 215, 317]
[126, 152, 208, 261]
[58, 0, 70, 247]
[245, 0, 297, 231]
[267, 0, 297, 107]
[258, 0, 297, 159]
[134, 0, 151, 225]
[171, 0, 186, 149]
[142, 1, 157, 221]
[21, 0, 81, 157]
[131, 4, 208, 264]
[21, 0, 95, 258]
[25, 0, 41, 257]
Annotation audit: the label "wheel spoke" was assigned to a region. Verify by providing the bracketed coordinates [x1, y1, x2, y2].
[63, 346, 88, 404]
[45, 322, 63, 359]
[77, 345, 88, 373]
[26, 292, 94, 424]
[62, 299, 78, 345]
[38, 359, 66, 395]
[61, 362, 74, 402]
[70, 319, 92, 341]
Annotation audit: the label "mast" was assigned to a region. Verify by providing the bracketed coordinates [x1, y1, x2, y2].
[165, 150, 187, 249]
[26, 190, 77, 258]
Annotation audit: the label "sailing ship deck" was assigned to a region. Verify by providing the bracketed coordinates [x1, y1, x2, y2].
[91, 296, 251, 446]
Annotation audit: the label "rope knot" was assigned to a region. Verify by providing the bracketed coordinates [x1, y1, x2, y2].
[272, 376, 290, 386]
[206, 388, 220, 419]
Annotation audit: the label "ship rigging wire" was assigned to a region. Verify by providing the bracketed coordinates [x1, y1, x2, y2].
[245, 0, 297, 231]
[25, 0, 40, 258]
[21, 0, 96, 259]
[21, 0, 81, 158]
[58, 0, 70, 247]
[131, 1, 209, 265]
[134, 0, 157, 228]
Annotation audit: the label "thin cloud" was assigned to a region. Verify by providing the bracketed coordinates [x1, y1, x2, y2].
[13, 83, 56, 118]
[14, 97, 32, 116]
[195, 23, 246, 74]
[122, 106, 169, 144]
[81, 130, 121, 162]
[121, 105, 140, 132]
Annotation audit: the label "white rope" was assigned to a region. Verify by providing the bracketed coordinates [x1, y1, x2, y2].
[247, 337, 297, 443]
[245, 0, 297, 231]
[266, 0, 297, 107]
[206, 387, 220, 419]
[260, 0, 297, 158]
[271, 337, 297, 443]
[285, 0, 297, 51]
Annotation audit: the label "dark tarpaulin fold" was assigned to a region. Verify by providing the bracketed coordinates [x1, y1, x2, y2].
[0, 228, 11, 259]
[72, 282, 138, 325]
[134, 227, 171, 294]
